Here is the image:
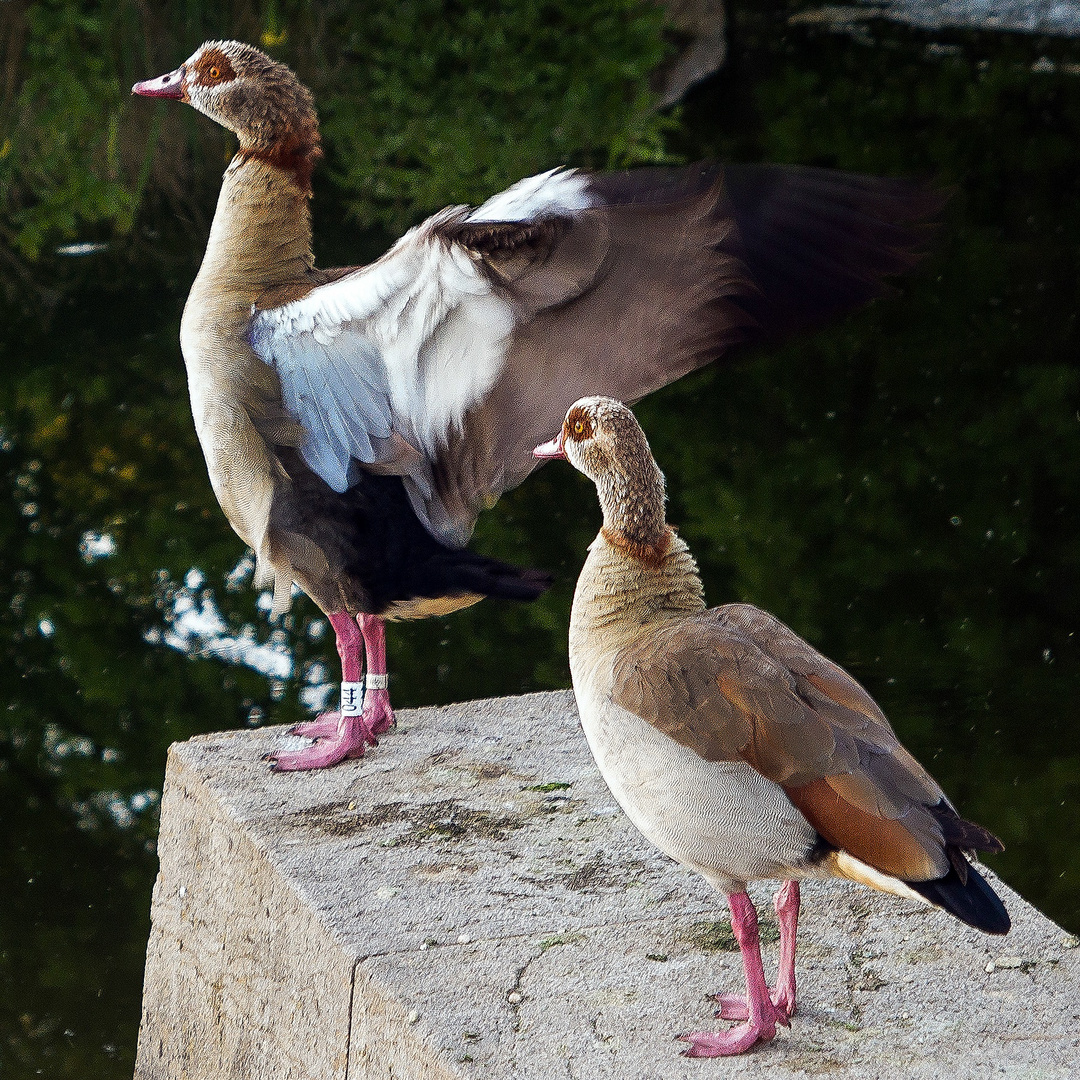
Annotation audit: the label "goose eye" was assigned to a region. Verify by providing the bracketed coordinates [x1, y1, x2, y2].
[208, 65, 221, 79]
[573, 420, 585, 436]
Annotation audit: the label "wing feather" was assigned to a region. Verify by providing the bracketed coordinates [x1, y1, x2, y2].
[251, 164, 937, 547]
[293, 357, 349, 485]
[609, 604, 953, 879]
[250, 168, 601, 541]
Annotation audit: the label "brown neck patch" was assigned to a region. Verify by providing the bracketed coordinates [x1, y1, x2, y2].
[601, 525, 674, 570]
[237, 120, 322, 194]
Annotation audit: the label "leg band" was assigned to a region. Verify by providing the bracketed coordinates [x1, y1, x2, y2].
[340, 681, 364, 715]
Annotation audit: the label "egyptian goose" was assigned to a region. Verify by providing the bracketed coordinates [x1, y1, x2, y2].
[133, 41, 938, 771]
[535, 397, 1009, 1056]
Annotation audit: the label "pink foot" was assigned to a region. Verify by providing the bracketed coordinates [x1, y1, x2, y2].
[678, 1012, 777, 1057]
[267, 713, 380, 770]
[268, 611, 397, 771]
[288, 711, 342, 739]
[710, 990, 793, 1026]
[270, 692, 396, 772]
[359, 687, 394, 739]
[677, 889, 792, 1057]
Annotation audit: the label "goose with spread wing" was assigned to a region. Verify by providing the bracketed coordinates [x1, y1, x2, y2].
[133, 41, 939, 770]
[536, 397, 1008, 1055]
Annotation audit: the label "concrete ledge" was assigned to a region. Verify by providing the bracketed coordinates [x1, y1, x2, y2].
[135, 691, 1080, 1078]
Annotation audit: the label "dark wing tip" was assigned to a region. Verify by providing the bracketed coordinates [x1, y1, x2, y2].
[447, 555, 553, 602]
[908, 860, 1011, 935]
[929, 800, 1006, 855]
[519, 567, 556, 592]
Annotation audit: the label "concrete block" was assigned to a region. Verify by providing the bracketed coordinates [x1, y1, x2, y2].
[135, 690, 1080, 1078]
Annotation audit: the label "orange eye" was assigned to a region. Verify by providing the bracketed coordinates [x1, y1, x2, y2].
[208, 65, 220, 79]
[573, 420, 585, 435]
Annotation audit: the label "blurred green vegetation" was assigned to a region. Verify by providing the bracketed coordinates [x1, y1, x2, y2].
[314, 0, 673, 228]
[2, 2, 1080, 1077]
[0, 0, 671, 268]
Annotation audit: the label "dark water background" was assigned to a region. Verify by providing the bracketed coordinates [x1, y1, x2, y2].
[3, 4, 1080, 1076]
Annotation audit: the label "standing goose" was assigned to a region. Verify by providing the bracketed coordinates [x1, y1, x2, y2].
[133, 40, 940, 771]
[535, 397, 1009, 1056]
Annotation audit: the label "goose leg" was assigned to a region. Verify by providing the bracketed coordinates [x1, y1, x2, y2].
[679, 891, 780, 1057]
[269, 612, 385, 770]
[771, 880, 799, 1018]
[711, 880, 799, 1023]
[356, 613, 395, 738]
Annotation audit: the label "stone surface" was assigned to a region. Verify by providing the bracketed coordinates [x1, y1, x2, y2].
[887, 1, 1080, 34]
[135, 690, 1080, 1079]
[794, 2, 1080, 36]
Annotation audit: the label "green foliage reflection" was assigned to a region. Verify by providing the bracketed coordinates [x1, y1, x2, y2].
[2, 3, 1080, 1078]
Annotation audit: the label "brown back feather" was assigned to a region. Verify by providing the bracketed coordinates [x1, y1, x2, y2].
[785, 778, 942, 880]
[610, 602, 959, 880]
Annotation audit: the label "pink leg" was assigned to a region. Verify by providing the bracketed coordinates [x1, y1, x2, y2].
[772, 880, 799, 1018]
[268, 613, 392, 771]
[679, 892, 780, 1057]
[713, 881, 800, 1024]
[356, 613, 394, 738]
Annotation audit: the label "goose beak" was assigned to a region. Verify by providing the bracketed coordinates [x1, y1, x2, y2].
[533, 433, 566, 460]
[132, 65, 186, 100]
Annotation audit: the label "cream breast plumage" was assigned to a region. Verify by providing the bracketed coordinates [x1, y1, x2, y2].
[535, 396, 1008, 1056]
[133, 40, 940, 770]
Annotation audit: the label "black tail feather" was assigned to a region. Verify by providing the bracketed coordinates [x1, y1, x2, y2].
[908, 861, 1011, 935]
[929, 800, 1005, 858]
[449, 554, 553, 602]
[411, 546, 552, 605]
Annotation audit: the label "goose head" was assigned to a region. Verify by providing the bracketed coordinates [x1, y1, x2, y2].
[133, 41, 319, 159]
[535, 396, 667, 545]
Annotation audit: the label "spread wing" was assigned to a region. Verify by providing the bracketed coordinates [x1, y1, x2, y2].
[609, 603, 956, 881]
[252, 165, 938, 546]
[250, 168, 613, 544]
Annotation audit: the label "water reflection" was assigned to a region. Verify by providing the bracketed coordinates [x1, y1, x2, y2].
[2, 5, 1080, 1077]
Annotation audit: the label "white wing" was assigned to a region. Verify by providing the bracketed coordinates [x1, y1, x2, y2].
[251, 163, 937, 551]
[249, 169, 595, 542]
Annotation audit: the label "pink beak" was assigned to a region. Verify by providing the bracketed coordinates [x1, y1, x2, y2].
[533, 432, 566, 460]
[132, 65, 186, 100]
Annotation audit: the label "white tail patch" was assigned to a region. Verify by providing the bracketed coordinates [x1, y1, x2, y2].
[829, 851, 933, 907]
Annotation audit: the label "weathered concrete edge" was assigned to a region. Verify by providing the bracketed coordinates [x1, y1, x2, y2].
[134, 739, 457, 1080]
[135, 691, 1080, 1079]
[146, 713, 748, 1080]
